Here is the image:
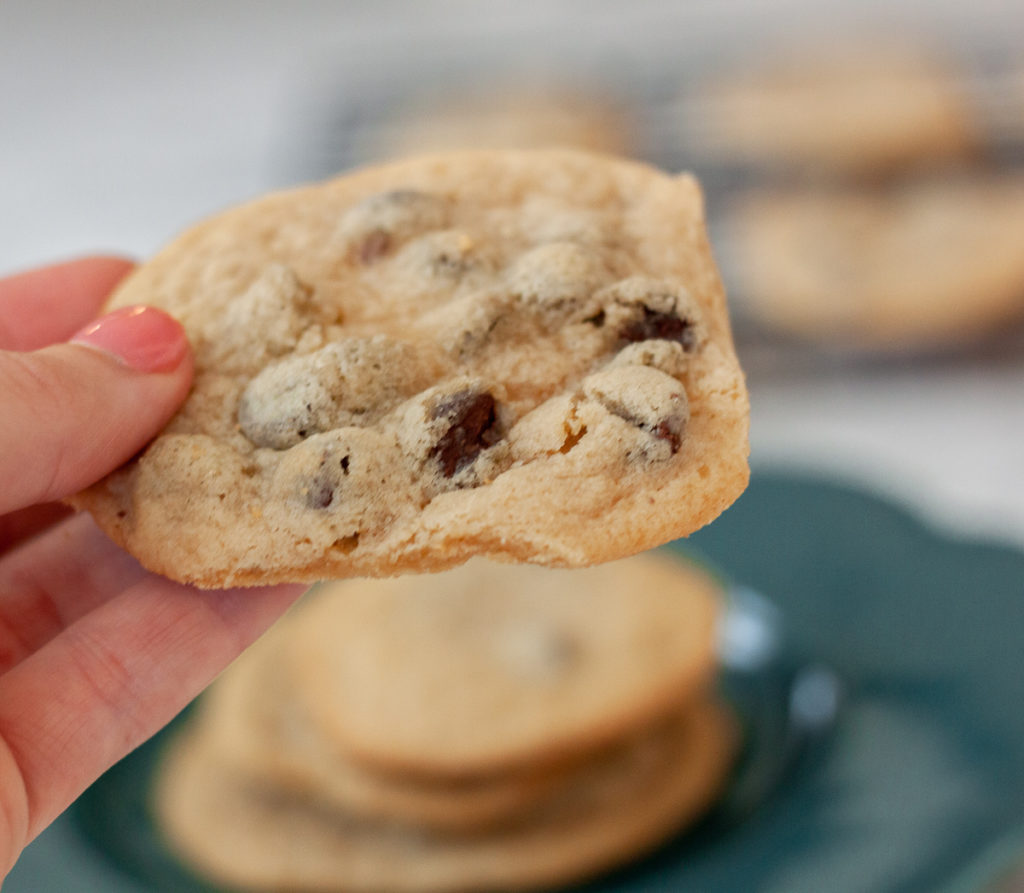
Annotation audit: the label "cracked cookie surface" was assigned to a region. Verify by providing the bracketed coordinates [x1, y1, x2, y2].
[72, 150, 749, 587]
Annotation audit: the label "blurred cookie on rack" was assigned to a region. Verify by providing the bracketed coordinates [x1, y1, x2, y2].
[722, 175, 1024, 350]
[153, 551, 739, 892]
[682, 39, 979, 176]
[364, 85, 635, 158]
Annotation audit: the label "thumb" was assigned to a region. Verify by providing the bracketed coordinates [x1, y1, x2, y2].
[0, 306, 193, 514]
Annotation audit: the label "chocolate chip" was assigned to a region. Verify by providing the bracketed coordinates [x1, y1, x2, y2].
[307, 452, 352, 509]
[653, 419, 682, 454]
[600, 405, 684, 455]
[582, 366, 689, 462]
[429, 390, 501, 477]
[339, 190, 451, 264]
[357, 229, 392, 264]
[593, 277, 705, 354]
[620, 305, 697, 350]
[309, 477, 335, 509]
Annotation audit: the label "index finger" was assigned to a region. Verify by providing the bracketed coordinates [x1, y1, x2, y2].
[0, 257, 134, 351]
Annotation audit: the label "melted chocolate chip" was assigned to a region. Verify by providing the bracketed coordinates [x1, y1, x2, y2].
[357, 229, 392, 264]
[603, 406, 684, 456]
[429, 390, 501, 477]
[653, 420, 682, 454]
[307, 453, 352, 509]
[309, 478, 335, 509]
[620, 305, 697, 350]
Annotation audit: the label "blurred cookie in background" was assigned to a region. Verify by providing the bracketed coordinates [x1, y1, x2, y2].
[285, 555, 722, 778]
[361, 84, 635, 158]
[722, 175, 1024, 351]
[156, 700, 735, 893]
[152, 551, 738, 892]
[192, 629, 568, 833]
[682, 39, 979, 176]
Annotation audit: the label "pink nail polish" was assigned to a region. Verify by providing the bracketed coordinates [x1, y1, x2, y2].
[71, 306, 189, 373]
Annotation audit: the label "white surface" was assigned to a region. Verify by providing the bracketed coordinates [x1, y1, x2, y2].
[2, 0, 1024, 548]
[750, 363, 1024, 547]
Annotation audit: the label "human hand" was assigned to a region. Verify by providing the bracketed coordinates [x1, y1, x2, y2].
[0, 258, 306, 876]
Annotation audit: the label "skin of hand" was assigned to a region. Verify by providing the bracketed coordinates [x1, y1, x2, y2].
[0, 257, 307, 877]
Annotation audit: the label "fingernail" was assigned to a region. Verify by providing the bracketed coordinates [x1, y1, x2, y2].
[71, 306, 189, 373]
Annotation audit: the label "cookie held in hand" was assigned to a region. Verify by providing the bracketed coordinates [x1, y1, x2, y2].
[72, 150, 749, 587]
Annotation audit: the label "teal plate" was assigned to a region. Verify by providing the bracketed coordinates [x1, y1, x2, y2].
[8, 471, 1024, 892]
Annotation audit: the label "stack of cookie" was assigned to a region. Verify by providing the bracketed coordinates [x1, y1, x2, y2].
[154, 552, 737, 892]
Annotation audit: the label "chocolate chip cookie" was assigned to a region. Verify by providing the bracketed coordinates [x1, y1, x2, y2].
[72, 150, 749, 587]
